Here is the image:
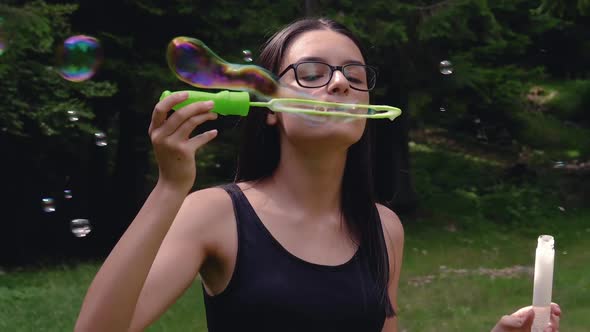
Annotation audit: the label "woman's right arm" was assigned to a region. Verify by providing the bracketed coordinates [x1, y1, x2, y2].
[74, 92, 219, 332]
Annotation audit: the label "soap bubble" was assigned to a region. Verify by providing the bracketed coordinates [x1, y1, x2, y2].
[94, 132, 107, 146]
[439, 60, 453, 75]
[64, 189, 73, 199]
[553, 161, 565, 168]
[42, 197, 56, 213]
[242, 49, 253, 62]
[439, 107, 446, 112]
[70, 219, 92, 238]
[167, 37, 279, 97]
[476, 129, 488, 142]
[67, 110, 79, 122]
[57, 35, 103, 82]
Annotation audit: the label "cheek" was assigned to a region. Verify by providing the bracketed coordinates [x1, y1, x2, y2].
[357, 91, 370, 104]
[351, 119, 367, 141]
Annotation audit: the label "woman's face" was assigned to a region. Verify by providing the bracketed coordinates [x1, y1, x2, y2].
[269, 29, 369, 151]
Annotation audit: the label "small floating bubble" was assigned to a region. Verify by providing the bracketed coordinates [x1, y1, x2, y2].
[42, 198, 56, 213]
[242, 49, 253, 62]
[70, 219, 92, 238]
[67, 110, 79, 122]
[439, 60, 453, 75]
[64, 189, 73, 199]
[94, 132, 107, 146]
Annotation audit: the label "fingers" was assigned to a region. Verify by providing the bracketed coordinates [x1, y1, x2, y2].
[157, 100, 216, 137]
[174, 111, 218, 140]
[492, 308, 534, 332]
[512, 306, 533, 317]
[492, 305, 561, 332]
[550, 303, 561, 317]
[149, 92, 188, 134]
[548, 303, 561, 331]
[518, 308, 535, 330]
[188, 129, 218, 150]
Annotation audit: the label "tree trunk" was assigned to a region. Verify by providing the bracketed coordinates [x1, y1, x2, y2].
[373, 47, 418, 219]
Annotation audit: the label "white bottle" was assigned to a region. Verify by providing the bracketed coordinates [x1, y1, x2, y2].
[531, 235, 554, 332]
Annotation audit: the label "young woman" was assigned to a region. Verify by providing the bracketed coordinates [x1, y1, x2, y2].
[75, 18, 561, 332]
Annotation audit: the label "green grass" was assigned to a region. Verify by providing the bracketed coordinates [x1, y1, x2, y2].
[516, 111, 590, 158]
[398, 211, 590, 331]
[1, 210, 588, 331]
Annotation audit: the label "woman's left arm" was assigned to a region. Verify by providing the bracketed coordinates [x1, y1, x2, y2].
[377, 204, 405, 332]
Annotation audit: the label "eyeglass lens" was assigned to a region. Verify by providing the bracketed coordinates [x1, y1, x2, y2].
[295, 62, 375, 90]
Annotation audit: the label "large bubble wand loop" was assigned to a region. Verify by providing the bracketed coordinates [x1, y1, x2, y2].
[164, 37, 402, 121]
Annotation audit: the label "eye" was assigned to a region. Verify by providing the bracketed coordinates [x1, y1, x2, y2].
[346, 76, 364, 84]
[300, 73, 326, 81]
[296, 62, 330, 82]
[344, 66, 367, 84]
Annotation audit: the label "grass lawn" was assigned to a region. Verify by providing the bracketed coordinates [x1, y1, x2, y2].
[1, 209, 588, 331]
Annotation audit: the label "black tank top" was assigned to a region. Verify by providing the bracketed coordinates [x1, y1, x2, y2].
[202, 183, 387, 331]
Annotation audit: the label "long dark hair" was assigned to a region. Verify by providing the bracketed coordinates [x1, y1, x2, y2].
[234, 17, 394, 317]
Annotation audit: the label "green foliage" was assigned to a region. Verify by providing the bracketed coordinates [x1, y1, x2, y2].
[0, 1, 117, 138]
[535, 0, 590, 17]
[541, 80, 590, 124]
[516, 112, 590, 157]
[410, 143, 572, 226]
[316, 0, 590, 151]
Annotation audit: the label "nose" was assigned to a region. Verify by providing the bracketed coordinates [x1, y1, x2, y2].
[327, 70, 349, 95]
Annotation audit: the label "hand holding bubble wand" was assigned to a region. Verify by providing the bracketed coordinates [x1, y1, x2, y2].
[162, 37, 402, 121]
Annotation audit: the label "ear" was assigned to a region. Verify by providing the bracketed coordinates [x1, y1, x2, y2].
[266, 111, 278, 126]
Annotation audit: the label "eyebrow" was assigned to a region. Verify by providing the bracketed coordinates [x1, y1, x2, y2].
[296, 56, 365, 65]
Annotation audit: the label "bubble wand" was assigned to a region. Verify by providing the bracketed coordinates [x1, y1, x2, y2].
[159, 90, 402, 121]
[164, 37, 402, 121]
[531, 235, 555, 332]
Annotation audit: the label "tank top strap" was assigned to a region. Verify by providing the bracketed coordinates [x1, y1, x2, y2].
[216, 182, 261, 248]
[218, 183, 253, 218]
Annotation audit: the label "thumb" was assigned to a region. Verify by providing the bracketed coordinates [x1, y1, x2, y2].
[519, 308, 535, 330]
[493, 308, 535, 331]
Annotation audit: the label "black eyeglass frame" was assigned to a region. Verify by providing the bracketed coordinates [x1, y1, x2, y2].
[277, 61, 378, 92]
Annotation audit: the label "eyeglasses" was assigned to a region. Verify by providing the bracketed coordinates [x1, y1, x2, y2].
[278, 61, 377, 91]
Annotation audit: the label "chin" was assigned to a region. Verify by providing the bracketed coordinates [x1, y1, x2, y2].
[280, 112, 366, 146]
[302, 123, 365, 148]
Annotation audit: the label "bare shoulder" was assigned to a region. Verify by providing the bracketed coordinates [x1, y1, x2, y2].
[173, 186, 234, 251]
[375, 203, 404, 246]
[183, 186, 233, 217]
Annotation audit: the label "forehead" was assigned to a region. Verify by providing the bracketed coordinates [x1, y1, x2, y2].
[282, 29, 365, 67]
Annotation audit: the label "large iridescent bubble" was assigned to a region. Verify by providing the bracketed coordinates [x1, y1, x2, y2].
[57, 35, 103, 82]
[167, 37, 279, 97]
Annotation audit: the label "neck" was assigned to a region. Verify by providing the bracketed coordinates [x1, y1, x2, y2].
[262, 142, 348, 220]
